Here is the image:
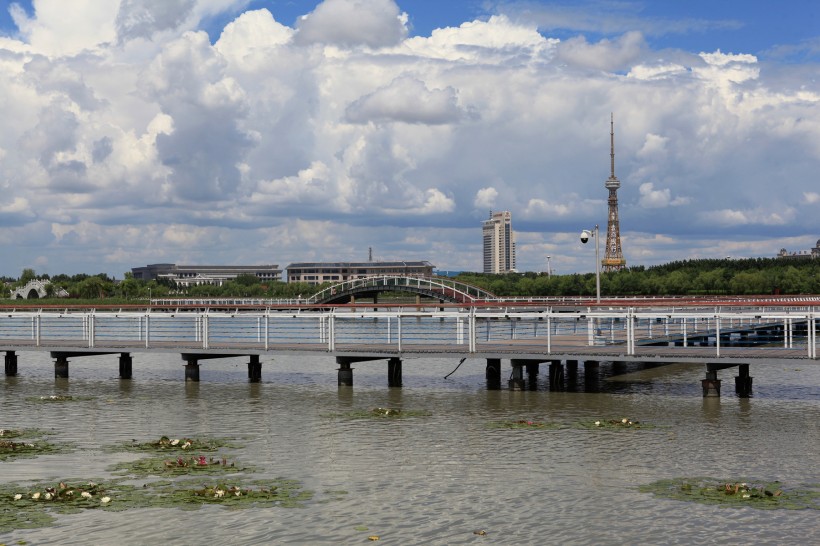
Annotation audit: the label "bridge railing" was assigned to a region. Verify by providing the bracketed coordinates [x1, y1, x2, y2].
[0, 308, 816, 360]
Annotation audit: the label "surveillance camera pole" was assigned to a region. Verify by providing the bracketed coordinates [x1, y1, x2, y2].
[581, 225, 601, 304]
[593, 225, 600, 304]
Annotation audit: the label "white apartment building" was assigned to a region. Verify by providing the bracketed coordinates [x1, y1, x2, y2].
[482, 211, 516, 273]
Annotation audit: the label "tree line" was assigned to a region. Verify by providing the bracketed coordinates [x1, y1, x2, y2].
[454, 258, 820, 297]
[3, 258, 819, 302]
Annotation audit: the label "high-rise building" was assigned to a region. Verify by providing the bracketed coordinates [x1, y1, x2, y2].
[482, 211, 516, 273]
[602, 114, 626, 272]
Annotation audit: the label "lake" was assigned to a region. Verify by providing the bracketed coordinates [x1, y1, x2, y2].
[1, 351, 818, 545]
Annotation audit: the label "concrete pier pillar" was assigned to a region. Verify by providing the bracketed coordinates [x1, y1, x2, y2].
[735, 363, 753, 398]
[525, 362, 539, 390]
[54, 356, 69, 378]
[4, 351, 18, 376]
[509, 361, 525, 390]
[486, 358, 502, 390]
[184, 360, 200, 382]
[550, 360, 565, 391]
[248, 355, 262, 383]
[702, 369, 721, 397]
[566, 360, 578, 391]
[337, 359, 353, 387]
[549, 360, 565, 391]
[388, 357, 402, 388]
[119, 353, 133, 379]
[584, 360, 600, 392]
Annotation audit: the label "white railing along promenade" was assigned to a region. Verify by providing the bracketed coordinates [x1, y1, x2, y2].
[0, 307, 816, 361]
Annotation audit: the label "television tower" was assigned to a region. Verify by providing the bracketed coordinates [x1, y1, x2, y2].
[602, 113, 626, 272]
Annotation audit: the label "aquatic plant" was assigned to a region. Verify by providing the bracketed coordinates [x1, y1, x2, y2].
[639, 477, 820, 510]
[576, 418, 657, 430]
[325, 408, 432, 419]
[0, 476, 315, 533]
[0, 433, 71, 462]
[27, 395, 94, 403]
[108, 455, 252, 477]
[106, 435, 240, 453]
[486, 420, 563, 430]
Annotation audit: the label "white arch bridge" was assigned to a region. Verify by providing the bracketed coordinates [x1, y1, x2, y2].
[0, 302, 817, 396]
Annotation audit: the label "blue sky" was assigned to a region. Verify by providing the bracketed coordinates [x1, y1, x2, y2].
[1, 0, 819, 278]
[4, 0, 819, 57]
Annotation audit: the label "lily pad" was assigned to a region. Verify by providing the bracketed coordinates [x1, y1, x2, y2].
[0, 476, 314, 533]
[576, 418, 657, 430]
[26, 395, 94, 403]
[326, 408, 432, 419]
[0, 439, 72, 462]
[639, 477, 820, 510]
[108, 455, 253, 477]
[106, 435, 240, 454]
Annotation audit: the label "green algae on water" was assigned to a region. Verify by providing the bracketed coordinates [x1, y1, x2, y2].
[639, 477, 820, 510]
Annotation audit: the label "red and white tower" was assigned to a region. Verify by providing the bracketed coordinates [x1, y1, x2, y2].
[602, 114, 626, 272]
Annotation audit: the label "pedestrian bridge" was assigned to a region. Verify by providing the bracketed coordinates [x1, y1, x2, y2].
[1, 303, 816, 396]
[306, 276, 496, 304]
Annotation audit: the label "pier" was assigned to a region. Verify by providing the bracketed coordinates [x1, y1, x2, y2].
[1, 297, 817, 397]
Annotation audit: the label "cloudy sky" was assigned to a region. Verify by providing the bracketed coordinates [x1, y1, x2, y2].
[1, 0, 819, 278]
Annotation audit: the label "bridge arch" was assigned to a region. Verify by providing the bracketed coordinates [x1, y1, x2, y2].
[306, 276, 496, 305]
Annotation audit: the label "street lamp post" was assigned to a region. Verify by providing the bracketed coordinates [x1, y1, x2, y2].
[546, 255, 552, 277]
[580, 225, 600, 304]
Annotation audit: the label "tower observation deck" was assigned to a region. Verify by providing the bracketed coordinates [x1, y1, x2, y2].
[603, 114, 626, 272]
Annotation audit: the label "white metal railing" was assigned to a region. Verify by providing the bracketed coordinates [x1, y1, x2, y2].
[0, 308, 816, 360]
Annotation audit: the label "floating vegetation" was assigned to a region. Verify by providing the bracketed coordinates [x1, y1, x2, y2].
[576, 418, 658, 430]
[106, 435, 240, 454]
[108, 455, 252, 477]
[327, 408, 432, 419]
[0, 476, 314, 533]
[27, 395, 94, 403]
[639, 477, 820, 510]
[151, 478, 314, 510]
[0, 428, 50, 439]
[0, 429, 70, 462]
[486, 420, 563, 430]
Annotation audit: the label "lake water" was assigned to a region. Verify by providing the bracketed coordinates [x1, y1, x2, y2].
[1, 351, 818, 545]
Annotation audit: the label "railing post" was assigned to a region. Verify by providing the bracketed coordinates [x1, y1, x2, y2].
[203, 314, 209, 350]
[469, 308, 476, 353]
[715, 314, 721, 358]
[265, 313, 269, 351]
[546, 311, 552, 354]
[683, 317, 688, 347]
[89, 314, 95, 348]
[145, 314, 150, 349]
[329, 312, 335, 351]
[397, 314, 402, 352]
[35, 314, 41, 347]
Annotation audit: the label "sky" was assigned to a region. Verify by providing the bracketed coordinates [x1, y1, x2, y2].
[1, 0, 819, 279]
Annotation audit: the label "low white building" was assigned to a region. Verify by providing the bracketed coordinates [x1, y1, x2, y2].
[131, 264, 282, 286]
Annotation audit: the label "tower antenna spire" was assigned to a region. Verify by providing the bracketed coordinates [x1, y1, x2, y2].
[603, 113, 626, 272]
[610, 112, 615, 179]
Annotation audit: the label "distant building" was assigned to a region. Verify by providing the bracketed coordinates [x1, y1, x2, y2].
[777, 239, 820, 260]
[482, 211, 516, 273]
[286, 261, 435, 285]
[131, 264, 282, 286]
